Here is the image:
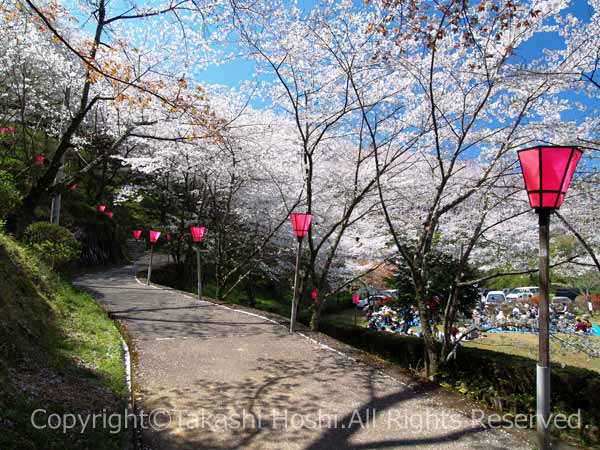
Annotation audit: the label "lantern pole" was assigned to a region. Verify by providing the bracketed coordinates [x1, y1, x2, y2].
[537, 208, 551, 450]
[147, 244, 154, 285]
[195, 245, 202, 300]
[290, 236, 303, 333]
[518, 145, 584, 450]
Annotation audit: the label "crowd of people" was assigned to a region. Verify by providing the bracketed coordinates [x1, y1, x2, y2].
[362, 297, 597, 338]
[471, 303, 596, 335]
[366, 305, 421, 335]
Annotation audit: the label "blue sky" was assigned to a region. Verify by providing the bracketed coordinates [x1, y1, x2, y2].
[193, 0, 596, 89]
[69, 0, 595, 91]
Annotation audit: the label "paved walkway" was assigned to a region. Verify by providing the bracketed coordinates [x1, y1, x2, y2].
[75, 264, 537, 450]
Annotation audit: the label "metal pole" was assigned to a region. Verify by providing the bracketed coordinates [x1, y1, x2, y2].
[537, 208, 551, 450]
[196, 246, 202, 300]
[147, 244, 154, 285]
[290, 237, 303, 333]
[49, 153, 65, 225]
[50, 88, 70, 225]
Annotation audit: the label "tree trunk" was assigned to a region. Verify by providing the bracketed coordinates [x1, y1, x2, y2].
[414, 284, 441, 379]
[245, 274, 256, 307]
[424, 335, 440, 377]
[6, 195, 38, 237]
[441, 286, 459, 361]
[310, 301, 322, 331]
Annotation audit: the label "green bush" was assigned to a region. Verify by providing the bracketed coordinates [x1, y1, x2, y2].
[0, 170, 20, 218]
[320, 322, 425, 369]
[445, 347, 600, 444]
[24, 222, 81, 270]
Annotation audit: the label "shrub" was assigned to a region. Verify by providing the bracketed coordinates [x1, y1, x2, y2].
[0, 170, 20, 218]
[23, 222, 80, 270]
[444, 347, 600, 444]
[320, 322, 425, 369]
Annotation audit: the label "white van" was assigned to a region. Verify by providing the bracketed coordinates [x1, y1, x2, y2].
[506, 287, 539, 302]
[485, 291, 506, 305]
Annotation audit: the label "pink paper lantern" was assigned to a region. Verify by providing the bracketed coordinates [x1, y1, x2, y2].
[190, 226, 206, 243]
[9, 127, 15, 134]
[97, 204, 106, 213]
[132, 229, 142, 241]
[34, 154, 45, 166]
[311, 289, 318, 301]
[518, 146, 583, 210]
[106, 211, 114, 219]
[289, 213, 313, 238]
[352, 294, 360, 305]
[70, 183, 78, 191]
[149, 230, 161, 244]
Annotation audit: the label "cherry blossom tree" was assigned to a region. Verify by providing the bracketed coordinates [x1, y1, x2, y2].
[228, 0, 432, 329]
[2, 0, 220, 234]
[356, 0, 600, 376]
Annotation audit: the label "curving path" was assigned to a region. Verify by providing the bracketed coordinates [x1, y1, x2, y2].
[75, 263, 539, 450]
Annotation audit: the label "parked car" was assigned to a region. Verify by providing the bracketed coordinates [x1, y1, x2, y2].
[357, 295, 394, 309]
[484, 291, 506, 305]
[356, 297, 370, 309]
[506, 287, 539, 302]
[383, 289, 399, 299]
[478, 288, 493, 304]
[370, 295, 395, 307]
[553, 287, 580, 301]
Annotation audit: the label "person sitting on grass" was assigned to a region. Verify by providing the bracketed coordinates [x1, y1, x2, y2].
[583, 318, 593, 334]
[496, 309, 505, 326]
[575, 318, 587, 333]
[511, 306, 520, 319]
[529, 306, 538, 319]
[450, 326, 459, 343]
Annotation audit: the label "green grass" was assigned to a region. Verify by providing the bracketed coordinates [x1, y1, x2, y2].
[0, 232, 126, 450]
[52, 281, 127, 397]
[322, 308, 600, 374]
[463, 332, 600, 373]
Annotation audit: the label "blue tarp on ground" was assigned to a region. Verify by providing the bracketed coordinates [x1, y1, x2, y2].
[486, 326, 599, 336]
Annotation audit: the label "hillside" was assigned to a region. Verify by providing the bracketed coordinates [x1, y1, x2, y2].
[0, 232, 126, 450]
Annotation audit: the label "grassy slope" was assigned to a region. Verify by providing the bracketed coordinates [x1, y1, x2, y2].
[0, 232, 126, 450]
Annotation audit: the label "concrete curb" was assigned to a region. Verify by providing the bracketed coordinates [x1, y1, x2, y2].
[118, 335, 138, 450]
